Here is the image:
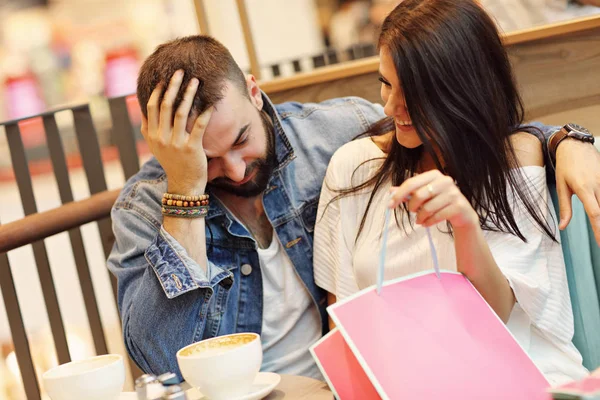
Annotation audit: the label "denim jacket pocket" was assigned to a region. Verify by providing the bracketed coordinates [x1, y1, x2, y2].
[204, 282, 232, 338]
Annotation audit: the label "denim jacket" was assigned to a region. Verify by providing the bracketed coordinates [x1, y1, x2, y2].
[107, 94, 387, 378]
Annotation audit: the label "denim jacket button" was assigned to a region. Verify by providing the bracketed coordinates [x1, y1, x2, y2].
[241, 264, 253, 276]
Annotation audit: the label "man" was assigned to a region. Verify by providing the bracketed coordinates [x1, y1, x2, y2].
[108, 35, 600, 379]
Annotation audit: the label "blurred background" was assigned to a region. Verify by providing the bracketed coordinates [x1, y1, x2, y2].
[1, 0, 599, 125]
[0, 0, 599, 148]
[0, 0, 599, 398]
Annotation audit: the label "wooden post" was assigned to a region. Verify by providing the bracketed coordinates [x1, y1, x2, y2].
[193, 0, 210, 35]
[235, 0, 261, 79]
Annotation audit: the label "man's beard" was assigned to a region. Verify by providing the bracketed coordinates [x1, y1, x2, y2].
[208, 110, 276, 198]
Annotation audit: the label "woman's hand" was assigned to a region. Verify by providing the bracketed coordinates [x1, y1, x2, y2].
[389, 170, 479, 230]
[390, 171, 515, 321]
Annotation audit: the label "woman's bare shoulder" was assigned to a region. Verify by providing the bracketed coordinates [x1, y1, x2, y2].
[509, 132, 544, 168]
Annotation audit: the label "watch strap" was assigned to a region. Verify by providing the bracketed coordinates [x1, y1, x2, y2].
[548, 127, 569, 163]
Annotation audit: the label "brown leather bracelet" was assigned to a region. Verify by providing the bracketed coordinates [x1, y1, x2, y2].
[548, 127, 569, 164]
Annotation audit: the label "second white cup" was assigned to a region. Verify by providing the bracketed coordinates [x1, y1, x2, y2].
[42, 354, 124, 400]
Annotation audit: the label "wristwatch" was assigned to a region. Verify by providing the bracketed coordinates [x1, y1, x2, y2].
[548, 123, 595, 162]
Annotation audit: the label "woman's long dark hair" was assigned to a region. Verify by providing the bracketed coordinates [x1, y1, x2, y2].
[331, 0, 555, 242]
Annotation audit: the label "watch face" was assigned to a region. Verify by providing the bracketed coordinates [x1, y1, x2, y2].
[566, 123, 591, 136]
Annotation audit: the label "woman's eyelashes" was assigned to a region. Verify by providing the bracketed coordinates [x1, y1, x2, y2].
[379, 76, 391, 87]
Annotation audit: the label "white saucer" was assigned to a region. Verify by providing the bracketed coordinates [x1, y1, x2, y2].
[119, 372, 281, 400]
[186, 372, 281, 400]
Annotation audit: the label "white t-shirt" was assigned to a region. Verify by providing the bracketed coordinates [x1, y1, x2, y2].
[313, 138, 588, 386]
[258, 231, 323, 379]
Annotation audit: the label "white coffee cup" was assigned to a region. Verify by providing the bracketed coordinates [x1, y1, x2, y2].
[42, 354, 125, 400]
[177, 333, 262, 400]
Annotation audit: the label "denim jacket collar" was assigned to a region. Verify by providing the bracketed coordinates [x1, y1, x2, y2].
[262, 91, 296, 171]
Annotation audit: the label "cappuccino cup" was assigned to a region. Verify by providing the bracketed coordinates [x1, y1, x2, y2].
[176, 333, 262, 400]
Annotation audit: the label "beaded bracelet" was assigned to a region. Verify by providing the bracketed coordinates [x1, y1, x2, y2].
[161, 193, 210, 218]
[161, 205, 209, 218]
[162, 193, 209, 208]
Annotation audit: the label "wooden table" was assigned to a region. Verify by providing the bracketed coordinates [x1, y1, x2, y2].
[264, 374, 333, 399]
[177, 374, 333, 400]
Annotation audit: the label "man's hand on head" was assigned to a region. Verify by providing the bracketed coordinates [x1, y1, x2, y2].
[140, 70, 213, 196]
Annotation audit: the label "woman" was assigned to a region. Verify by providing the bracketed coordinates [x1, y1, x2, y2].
[313, 0, 588, 385]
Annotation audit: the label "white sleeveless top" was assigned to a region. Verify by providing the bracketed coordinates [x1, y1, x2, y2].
[314, 138, 588, 385]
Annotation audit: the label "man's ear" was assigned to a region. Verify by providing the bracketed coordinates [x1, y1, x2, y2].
[246, 75, 264, 111]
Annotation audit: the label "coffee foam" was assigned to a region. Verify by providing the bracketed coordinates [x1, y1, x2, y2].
[180, 334, 257, 357]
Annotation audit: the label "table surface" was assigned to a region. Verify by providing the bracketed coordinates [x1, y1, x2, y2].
[264, 374, 333, 400]
[120, 374, 333, 400]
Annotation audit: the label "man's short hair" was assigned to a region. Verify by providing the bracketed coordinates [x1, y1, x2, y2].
[136, 35, 248, 119]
